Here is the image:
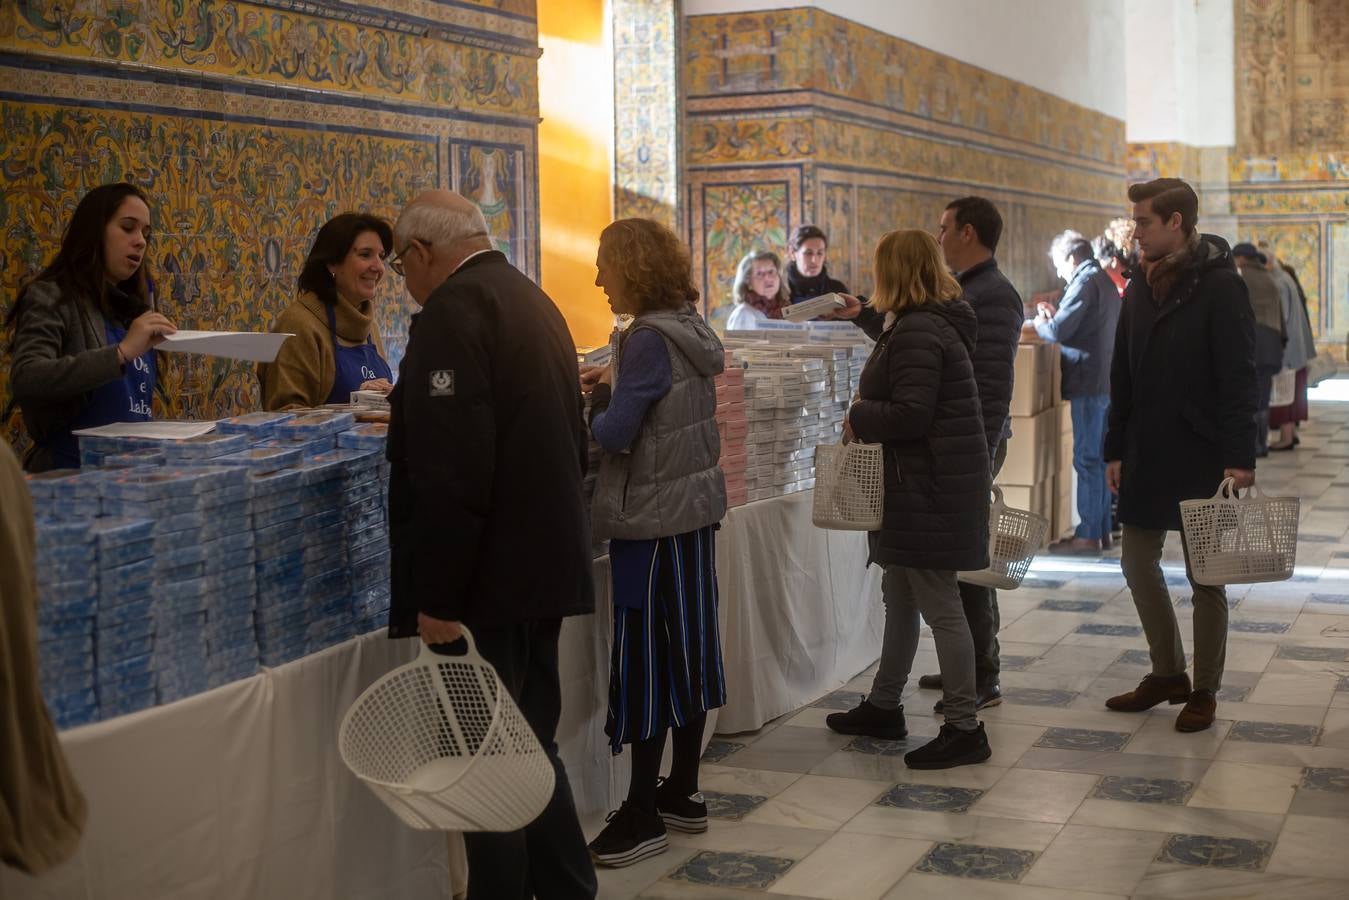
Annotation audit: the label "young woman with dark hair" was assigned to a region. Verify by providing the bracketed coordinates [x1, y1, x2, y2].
[6, 182, 176, 471]
[260, 212, 395, 410]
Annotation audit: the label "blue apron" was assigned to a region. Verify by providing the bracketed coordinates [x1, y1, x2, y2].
[44, 319, 156, 469]
[324, 303, 392, 404]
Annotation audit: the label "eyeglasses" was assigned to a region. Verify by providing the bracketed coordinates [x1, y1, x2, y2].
[388, 238, 428, 277]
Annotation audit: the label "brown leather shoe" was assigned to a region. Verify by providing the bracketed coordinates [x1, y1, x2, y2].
[1175, 689, 1217, 732]
[1105, 673, 1192, 712]
[1047, 537, 1103, 556]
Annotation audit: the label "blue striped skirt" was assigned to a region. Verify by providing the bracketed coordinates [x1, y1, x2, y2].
[605, 525, 726, 752]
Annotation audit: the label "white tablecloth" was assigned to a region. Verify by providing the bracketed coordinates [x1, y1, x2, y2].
[2, 492, 881, 898]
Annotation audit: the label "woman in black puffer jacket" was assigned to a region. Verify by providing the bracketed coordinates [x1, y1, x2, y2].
[825, 229, 993, 770]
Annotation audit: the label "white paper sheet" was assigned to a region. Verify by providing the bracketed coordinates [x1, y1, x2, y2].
[71, 420, 217, 439]
[158, 330, 294, 362]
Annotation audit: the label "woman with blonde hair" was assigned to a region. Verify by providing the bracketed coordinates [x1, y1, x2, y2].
[581, 218, 728, 867]
[725, 249, 790, 330]
[825, 229, 994, 770]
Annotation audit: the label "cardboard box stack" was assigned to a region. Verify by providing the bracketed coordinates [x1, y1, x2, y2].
[996, 340, 1061, 541]
[1053, 399, 1076, 541]
[715, 353, 748, 508]
[740, 356, 828, 501]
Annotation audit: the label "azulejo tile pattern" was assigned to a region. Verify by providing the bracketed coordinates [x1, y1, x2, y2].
[1033, 728, 1132, 753]
[703, 791, 769, 821]
[876, 784, 985, 814]
[1300, 767, 1349, 793]
[1155, 833, 1275, 871]
[1116, 649, 1155, 667]
[666, 851, 795, 890]
[1038, 599, 1103, 613]
[1276, 645, 1349, 661]
[999, 655, 1040, 671]
[612, 0, 680, 230]
[813, 690, 866, 710]
[1216, 685, 1252, 703]
[1230, 620, 1292, 634]
[1001, 687, 1078, 708]
[915, 842, 1038, 882]
[1227, 720, 1323, 745]
[1092, 775, 1195, 805]
[700, 739, 747, 764]
[1076, 623, 1144, 637]
[843, 736, 909, 757]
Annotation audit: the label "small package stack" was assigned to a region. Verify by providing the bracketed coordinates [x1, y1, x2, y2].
[103, 447, 167, 468]
[159, 432, 251, 464]
[314, 449, 387, 644]
[338, 426, 393, 632]
[249, 464, 307, 666]
[89, 518, 157, 708]
[787, 345, 852, 445]
[76, 433, 157, 468]
[216, 411, 295, 441]
[714, 355, 749, 508]
[32, 518, 100, 729]
[265, 410, 357, 460]
[740, 357, 828, 501]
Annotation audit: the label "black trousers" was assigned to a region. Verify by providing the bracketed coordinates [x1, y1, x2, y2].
[957, 437, 1007, 688]
[461, 619, 597, 900]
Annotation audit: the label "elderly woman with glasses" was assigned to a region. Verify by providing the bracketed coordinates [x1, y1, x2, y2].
[260, 212, 396, 410]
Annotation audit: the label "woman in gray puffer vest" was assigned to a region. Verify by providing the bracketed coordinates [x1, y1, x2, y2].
[824, 229, 994, 771]
[581, 219, 728, 869]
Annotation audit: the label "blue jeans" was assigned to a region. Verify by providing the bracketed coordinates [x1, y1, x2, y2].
[1071, 395, 1111, 541]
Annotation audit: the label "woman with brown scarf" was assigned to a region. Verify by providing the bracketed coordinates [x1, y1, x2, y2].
[724, 250, 791, 330]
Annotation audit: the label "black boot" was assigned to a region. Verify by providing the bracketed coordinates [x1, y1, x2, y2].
[825, 698, 907, 740]
[904, 723, 991, 770]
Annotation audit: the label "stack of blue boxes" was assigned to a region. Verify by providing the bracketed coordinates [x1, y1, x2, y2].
[336, 427, 391, 633]
[296, 453, 354, 655]
[32, 515, 100, 729]
[257, 411, 356, 460]
[89, 517, 156, 714]
[244, 459, 308, 666]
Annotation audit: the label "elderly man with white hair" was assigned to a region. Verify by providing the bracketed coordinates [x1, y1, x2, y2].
[385, 190, 597, 898]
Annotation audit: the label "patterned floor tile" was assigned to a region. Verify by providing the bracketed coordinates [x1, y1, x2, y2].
[843, 735, 909, 757]
[1216, 685, 1252, 703]
[1155, 833, 1274, 871]
[1276, 645, 1349, 662]
[1299, 535, 1340, 543]
[666, 851, 795, 889]
[1227, 720, 1322, 745]
[1091, 774, 1194, 804]
[701, 739, 747, 764]
[1309, 592, 1349, 604]
[1229, 621, 1292, 634]
[999, 655, 1040, 671]
[1116, 648, 1153, 667]
[1002, 687, 1078, 707]
[875, 783, 985, 813]
[1339, 675, 1349, 692]
[703, 791, 768, 821]
[812, 690, 866, 710]
[1178, 594, 1241, 609]
[914, 842, 1038, 882]
[1038, 599, 1103, 613]
[1020, 578, 1067, 589]
[1033, 727, 1131, 752]
[1300, 766, 1349, 792]
[1076, 623, 1143, 637]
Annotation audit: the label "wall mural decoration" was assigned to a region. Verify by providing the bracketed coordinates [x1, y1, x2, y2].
[699, 181, 791, 330]
[0, 1, 541, 451]
[613, 0, 683, 232]
[684, 7, 1128, 319]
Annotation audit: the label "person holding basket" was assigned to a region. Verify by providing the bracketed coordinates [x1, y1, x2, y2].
[823, 230, 993, 770]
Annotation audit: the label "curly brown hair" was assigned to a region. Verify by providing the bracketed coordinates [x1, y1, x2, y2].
[598, 218, 700, 314]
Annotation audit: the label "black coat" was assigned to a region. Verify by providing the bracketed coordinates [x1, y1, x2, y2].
[1105, 235, 1258, 531]
[786, 263, 848, 303]
[849, 300, 991, 571]
[386, 251, 595, 633]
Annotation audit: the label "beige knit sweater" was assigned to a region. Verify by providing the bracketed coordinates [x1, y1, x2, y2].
[259, 291, 389, 411]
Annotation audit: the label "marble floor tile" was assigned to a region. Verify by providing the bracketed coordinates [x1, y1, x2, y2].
[1198, 699, 1328, 726]
[811, 689, 865, 710]
[699, 765, 802, 798]
[981, 721, 1057, 768]
[1033, 727, 1132, 752]
[1000, 686, 1079, 707]
[970, 768, 1099, 824]
[701, 739, 748, 764]
[765, 832, 930, 899]
[597, 847, 699, 900]
[665, 850, 795, 891]
[1216, 738, 1349, 768]
[874, 782, 984, 813]
[886, 871, 1127, 900]
[1070, 800, 1285, 841]
[716, 726, 853, 774]
[1187, 761, 1302, 814]
[1266, 814, 1349, 880]
[1091, 775, 1195, 805]
[639, 881, 815, 899]
[743, 774, 891, 831]
[1016, 747, 1211, 783]
[1122, 715, 1232, 759]
[1222, 640, 1279, 672]
[1154, 833, 1274, 871]
[1021, 824, 1166, 895]
[1226, 719, 1323, 745]
[1132, 866, 1349, 899]
[704, 791, 769, 821]
[1287, 785, 1349, 818]
[781, 707, 836, 729]
[999, 669, 1101, 693]
[983, 700, 1141, 733]
[1317, 707, 1349, 748]
[664, 821, 833, 859]
[844, 806, 1062, 851]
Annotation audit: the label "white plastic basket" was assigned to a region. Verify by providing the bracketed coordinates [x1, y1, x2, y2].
[812, 441, 884, 530]
[338, 628, 555, 832]
[1180, 477, 1299, 586]
[959, 486, 1050, 590]
[1269, 368, 1295, 407]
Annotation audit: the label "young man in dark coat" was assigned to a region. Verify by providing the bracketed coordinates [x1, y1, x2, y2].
[387, 190, 597, 899]
[1103, 178, 1258, 734]
[833, 198, 1023, 713]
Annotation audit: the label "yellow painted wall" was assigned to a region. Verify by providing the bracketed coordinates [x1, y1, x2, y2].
[539, 0, 615, 349]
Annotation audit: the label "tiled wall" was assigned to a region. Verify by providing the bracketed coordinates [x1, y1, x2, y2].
[0, 0, 542, 448]
[683, 7, 1129, 328]
[613, 0, 683, 233]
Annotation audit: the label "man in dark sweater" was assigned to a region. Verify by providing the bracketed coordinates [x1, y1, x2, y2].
[835, 197, 1023, 711]
[387, 190, 597, 899]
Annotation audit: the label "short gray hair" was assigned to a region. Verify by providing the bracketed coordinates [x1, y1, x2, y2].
[1049, 229, 1091, 264]
[395, 200, 489, 250]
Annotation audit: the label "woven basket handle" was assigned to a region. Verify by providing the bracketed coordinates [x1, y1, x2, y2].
[990, 485, 1006, 511]
[417, 625, 482, 665]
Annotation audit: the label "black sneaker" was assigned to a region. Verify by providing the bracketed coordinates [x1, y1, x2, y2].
[933, 684, 1003, 715]
[917, 673, 943, 689]
[904, 723, 992, 770]
[655, 778, 708, 834]
[588, 802, 668, 868]
[825, 698, 907, 740]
